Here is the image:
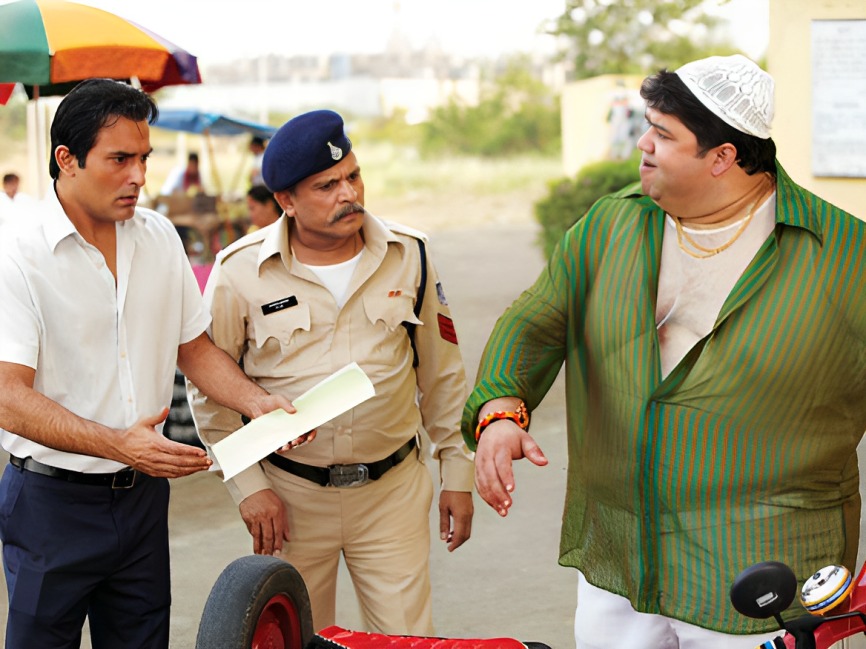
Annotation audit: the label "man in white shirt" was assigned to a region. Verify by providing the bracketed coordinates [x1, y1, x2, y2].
[0, 79, 304, 649]
[249, 136, 266, 187]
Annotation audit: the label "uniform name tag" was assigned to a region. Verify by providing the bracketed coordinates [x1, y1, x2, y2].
[261, 296, 298, 315]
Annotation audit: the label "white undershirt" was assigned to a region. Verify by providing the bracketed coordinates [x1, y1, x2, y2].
[655, 192, 777, 378]
[297, 249, 364, 308]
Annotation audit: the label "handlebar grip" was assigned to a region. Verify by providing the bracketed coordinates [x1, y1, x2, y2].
[756, 637, 788, 649]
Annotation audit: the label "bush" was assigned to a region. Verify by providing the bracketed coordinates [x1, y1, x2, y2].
[534, 152, 641, 258]
[349, 109, 423, 148]
[421, 57, 561, 158]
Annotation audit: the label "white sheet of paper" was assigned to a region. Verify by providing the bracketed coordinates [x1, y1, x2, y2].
[211, 362, 375, 481]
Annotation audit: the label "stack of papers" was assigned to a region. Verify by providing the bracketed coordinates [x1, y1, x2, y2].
[211, 362, 375, 480]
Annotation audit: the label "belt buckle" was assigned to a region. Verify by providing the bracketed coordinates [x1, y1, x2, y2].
[328, 463, 369, 488]
[112, 469, 136, 489]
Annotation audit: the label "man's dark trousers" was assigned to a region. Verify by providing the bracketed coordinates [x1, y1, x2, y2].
[0, 464, 171, 649]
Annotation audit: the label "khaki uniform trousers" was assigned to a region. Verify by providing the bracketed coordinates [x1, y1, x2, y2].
[263, 450, 434, 635]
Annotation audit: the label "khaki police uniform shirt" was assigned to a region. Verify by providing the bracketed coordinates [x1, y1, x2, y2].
[189, 213, 474, 504]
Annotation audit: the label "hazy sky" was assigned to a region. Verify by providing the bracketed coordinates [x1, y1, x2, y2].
[2, 0, 770, 65]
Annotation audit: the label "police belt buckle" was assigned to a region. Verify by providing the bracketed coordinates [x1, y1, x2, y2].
[328, 463, 369, 488]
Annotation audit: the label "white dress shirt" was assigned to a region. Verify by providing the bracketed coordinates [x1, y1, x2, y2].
[0, 190, 210, 472]
[0, 191, 34, 229]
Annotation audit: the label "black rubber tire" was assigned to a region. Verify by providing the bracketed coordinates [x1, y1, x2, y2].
[195, 555, 314, 649]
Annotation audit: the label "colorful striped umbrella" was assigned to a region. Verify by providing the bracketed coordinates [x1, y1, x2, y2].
[0, 0, 201, 101]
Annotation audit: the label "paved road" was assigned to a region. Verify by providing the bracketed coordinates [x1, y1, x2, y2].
[0, 220, 578, 648]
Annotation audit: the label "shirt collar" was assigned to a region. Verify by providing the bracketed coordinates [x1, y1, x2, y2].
[773, 160, 823, 244]
[41, 183, 144, 253]
[258, 213, 291, 269]
[624, 160, 825, 245]
[42, 185, 79, 252]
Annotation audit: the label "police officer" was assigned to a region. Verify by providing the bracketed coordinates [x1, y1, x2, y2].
[189, 110, 474, 634]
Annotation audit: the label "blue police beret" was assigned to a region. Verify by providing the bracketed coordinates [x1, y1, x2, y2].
[262, 110, 353, 192]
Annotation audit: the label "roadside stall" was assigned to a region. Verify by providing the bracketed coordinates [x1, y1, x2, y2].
[151, 108, 278, 290]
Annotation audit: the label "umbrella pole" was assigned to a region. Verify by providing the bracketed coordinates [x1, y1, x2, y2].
[203, 129, 223, 196]
[26, 85, 51, 199]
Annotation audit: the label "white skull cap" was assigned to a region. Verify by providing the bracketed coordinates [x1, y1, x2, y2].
[675, 54, 774, 139]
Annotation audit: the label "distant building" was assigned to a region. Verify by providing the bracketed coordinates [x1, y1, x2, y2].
[160, 45, 561, 124]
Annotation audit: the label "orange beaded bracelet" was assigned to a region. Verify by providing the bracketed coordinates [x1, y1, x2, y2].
[475, 401, 529, 441]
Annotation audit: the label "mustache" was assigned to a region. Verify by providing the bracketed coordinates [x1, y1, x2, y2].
[330, 203, 366, 223]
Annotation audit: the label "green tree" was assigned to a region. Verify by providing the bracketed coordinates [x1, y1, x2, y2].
[549, 0, 738, 80]
[421, 56, 561, 157]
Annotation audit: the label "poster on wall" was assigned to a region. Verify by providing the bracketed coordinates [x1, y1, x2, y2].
[811, 20, 866, 178]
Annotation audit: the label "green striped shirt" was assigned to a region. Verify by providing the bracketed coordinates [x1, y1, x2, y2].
[463, 162, 866, 633]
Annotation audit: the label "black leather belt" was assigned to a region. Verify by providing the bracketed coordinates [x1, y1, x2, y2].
[10, 455, 139, 489]
[266, 438, 416, 488]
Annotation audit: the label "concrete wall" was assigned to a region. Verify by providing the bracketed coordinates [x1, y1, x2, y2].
[768, 0, 865, 218]
[561, 74, 644, 177]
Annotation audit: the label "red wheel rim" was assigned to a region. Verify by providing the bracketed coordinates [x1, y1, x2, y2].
[251, 593, 302, 649]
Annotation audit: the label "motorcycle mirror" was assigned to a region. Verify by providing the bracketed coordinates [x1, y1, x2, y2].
[730, 561, 798, 625]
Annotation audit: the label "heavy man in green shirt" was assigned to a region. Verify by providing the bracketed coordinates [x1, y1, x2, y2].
[464, 54, 866, 648]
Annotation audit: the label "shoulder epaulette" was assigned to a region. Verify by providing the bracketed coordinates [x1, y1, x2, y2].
[217, 229, 267, 265]
[379, 218, 429, 243]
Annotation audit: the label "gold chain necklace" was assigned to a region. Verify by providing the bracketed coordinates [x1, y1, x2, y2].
[673, 203, 756, 259]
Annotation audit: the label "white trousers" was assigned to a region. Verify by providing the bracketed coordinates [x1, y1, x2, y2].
[574, 572, 782, 649]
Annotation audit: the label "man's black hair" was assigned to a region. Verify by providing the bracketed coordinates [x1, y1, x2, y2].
[49, 79, 158, 180]
[640, 69, 776, 175]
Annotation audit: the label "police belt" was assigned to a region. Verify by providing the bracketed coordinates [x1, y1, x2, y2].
[10, 454, 139, 489]
[266, 438, 416, 488]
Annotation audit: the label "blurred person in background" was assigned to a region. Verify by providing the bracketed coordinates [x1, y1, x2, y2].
[246, 184, 282, 232]
[249, 135, 267, 188]
[160, 151, 203, 196]
[0, 173, 33, 227]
